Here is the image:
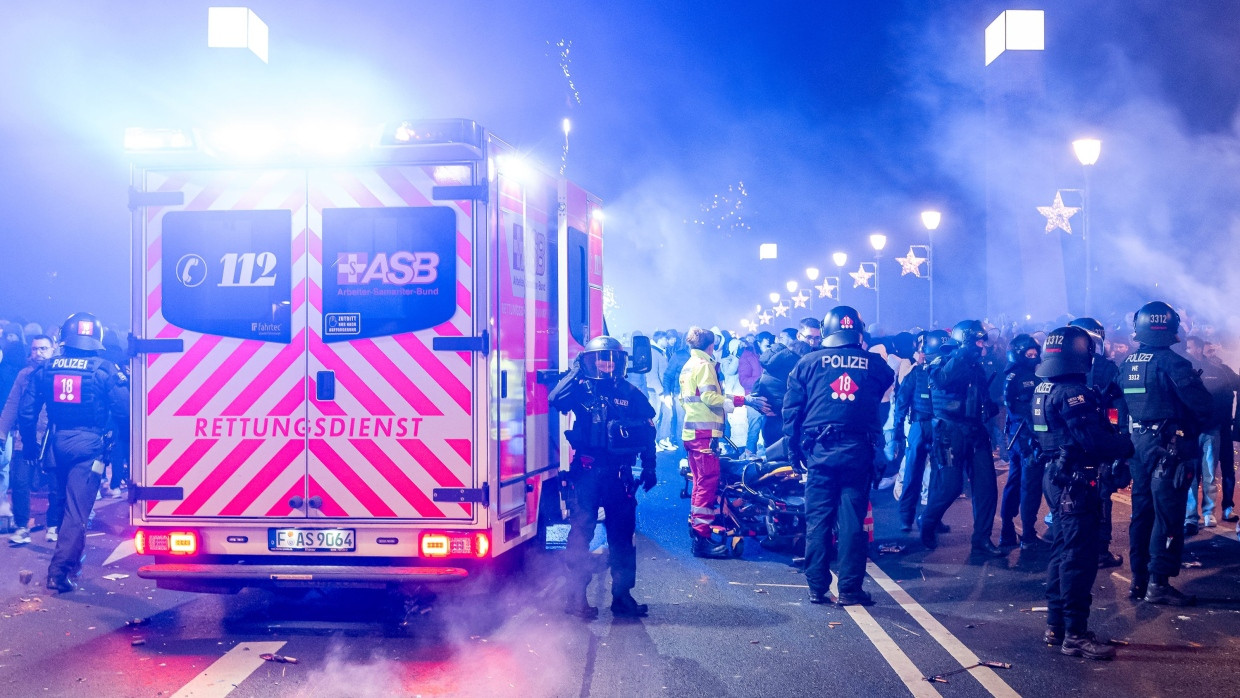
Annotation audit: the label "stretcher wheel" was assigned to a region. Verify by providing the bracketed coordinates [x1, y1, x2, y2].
[729, 535, 744, 558]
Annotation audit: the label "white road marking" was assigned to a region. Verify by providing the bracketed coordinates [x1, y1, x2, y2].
[170, 641, 286, 698]
[828, 577, 942, 698]
[103, 539, 136, 566]
[867, 561, 1020, 698]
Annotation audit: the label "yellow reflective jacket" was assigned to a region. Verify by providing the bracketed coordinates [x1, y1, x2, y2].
[679, 349, 742, 439]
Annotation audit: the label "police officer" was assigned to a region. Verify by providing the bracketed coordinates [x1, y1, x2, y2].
[549, 336, 657, 619]
[920, 320, 1004, 556]
[1068, 317, 1129, 568]
[893, 330, 948, 532]
[784, 306, 894, 606]
[18, 313, 128, 593]
[1000, 334, 1041, 549]
[1121, 302, 1212, 605]
[1033, 326, 1134, 660]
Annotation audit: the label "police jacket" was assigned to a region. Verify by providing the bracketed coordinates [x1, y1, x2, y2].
[928, 346, 996, 424]
[1002, 363, 1039, 426]
[1119, 345, 1212, 431]
[18, 350, 128, 451]
[549, 367, 656, 469]
[783, 344, 894, 454]
[893, 364, 933, 423]
[1087, 354, 1128, 432]
[1032, 377, 1134, 468]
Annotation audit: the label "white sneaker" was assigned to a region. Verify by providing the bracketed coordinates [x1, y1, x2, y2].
[110, 488, 125, 500]
[9, 527, 31, 546]
[877, 476, 896, 491]
[45, 526, 58, 543]
[1203, 514, 1216, 528]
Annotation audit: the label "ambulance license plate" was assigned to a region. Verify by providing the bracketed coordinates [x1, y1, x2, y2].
[269, 528, 356, 552]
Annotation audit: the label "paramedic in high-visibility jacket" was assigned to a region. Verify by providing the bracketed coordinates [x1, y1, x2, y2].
[678, 327, 771, 559]
[550, 336, 657, 620]
[19, 313, 129, 593]
[784, 307, 893, 606]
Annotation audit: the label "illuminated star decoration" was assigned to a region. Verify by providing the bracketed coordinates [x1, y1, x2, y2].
[816, 277, 839, 300]
[758, 311, 773, 325]
[850, 263, 876, 289]
[792, 291, 809, 308]
[773, 302, 790, 318]
[1037, 191, 1081, 234]
[741, 319, 758, 333]
[895, 246, 928, 277]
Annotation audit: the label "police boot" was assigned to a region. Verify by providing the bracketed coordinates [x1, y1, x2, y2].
[998, 522, 1018, 548]
[1097, 550, 1123, 569]
[1144, 582, 1197, 607]
[836, 590, 875, 607]
[1060, 632, 1116, 660]
[690, 532, 730, 559]
[1043, 627, 1064, 646]
[610, 591, 649, 618]
[564, 587, 599, 620]
[46, 575, 77, 594]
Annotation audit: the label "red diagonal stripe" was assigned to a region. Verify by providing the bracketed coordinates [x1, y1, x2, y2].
[174, 340, 265, 416]
[146, 286, 162, 321]
[458, 231, 471, 268]
[351, 439, 446, 517]
[335, 171, 384, 207]
[153, 439, 219, 487]
[266, 476, 308, 517]
[310, 339, 396, 416]
[309, 278, 323, 313]
[147, 438, 172, 463]
[291, 278, 307, 313]
[146, 323, 186, 368]
[233, 170, 286, 210]
[392, 334, 471, 414]
[305, 475, 347, 517]
[172, 439, 265, 515]
[146, 235, 161, 271]
[350, 339, 442, 416]
[270, 377, 308, 417]
[310, 440, 395, 517]
[220, 329, 307, 415]
[375, 166, 433, 207]
[445, 438, 472, 466]
[185, 181, 227, 211]
[145, 174, 189, 225]
[148, 334, 224, 413]
[398, 439, 470, 516]
[457, 281, 472, 318]
[219, 440, 305, 516]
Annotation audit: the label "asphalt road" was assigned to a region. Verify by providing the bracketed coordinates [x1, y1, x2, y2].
[2, 451, 1239, 697]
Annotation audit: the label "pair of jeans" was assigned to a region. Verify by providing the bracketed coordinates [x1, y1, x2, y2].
[745, 407, 764, 453]
[1185, 429, 1220, 525]
[897, 419, 932, 527]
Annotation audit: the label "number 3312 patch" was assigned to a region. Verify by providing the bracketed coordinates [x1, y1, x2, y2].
[53, 375, 82, 403]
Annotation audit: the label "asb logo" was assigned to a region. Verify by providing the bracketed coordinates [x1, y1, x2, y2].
[336, 251, 440, 285]
[830, 372, 859, 401]
[175, 254, 208, 288]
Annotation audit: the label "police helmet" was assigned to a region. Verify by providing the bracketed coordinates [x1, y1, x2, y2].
[1007, 333, 1041, 367]
[1132, 301, 1180, 347]
[922, 329, 952, 356]
[580, 335, 628, 381]
[950, 320, 988, 346]
[1036, 326, 1094, 379]
[59, 312, 105, 352]
[822, 306, 865, 348]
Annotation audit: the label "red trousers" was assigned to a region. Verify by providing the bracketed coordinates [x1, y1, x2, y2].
[685, 433, 720, 537]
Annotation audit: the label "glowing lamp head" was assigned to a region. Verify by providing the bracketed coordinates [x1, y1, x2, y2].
[1073, 138, 1101, 166]
[806, 267, 820, 281]
[759, 243, 778, 260]
[785, 280, 798, 293]
[832, 252, 848, 267]
[869, 233, 888, 252]
[921, 210, 942, 231]
[769, 292, 781, 303]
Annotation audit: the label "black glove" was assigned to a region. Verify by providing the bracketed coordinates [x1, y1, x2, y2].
[640, 467, 657, 491]
[23, 444, 39, 462]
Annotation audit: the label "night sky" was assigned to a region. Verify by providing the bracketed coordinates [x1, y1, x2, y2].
[2, 1, 1238, 339]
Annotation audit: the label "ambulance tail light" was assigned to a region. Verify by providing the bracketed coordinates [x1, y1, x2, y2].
[135, 529, 199, 556]
[419, 531, 491, 559]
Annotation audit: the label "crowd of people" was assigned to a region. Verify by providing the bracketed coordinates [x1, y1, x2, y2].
[612, 302, 1237, 660]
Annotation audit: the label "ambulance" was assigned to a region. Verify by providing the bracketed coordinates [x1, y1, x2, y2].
[124, 119, 634, 593]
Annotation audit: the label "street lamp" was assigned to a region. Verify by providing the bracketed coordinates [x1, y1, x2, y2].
[769, 292, 781, 304]
[832, 252, 847, 304]
[806, 267, 820, 281]
[786, 280, 798, 293]
[1073, 138, 1100, 313]
[869, 234, 887, 327]
[921, 210, 941, 327]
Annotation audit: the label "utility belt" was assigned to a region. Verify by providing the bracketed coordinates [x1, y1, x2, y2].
[567, 417, 654, 456]
[804, 424, 876, 450]
[1045, 446, 1099, 488]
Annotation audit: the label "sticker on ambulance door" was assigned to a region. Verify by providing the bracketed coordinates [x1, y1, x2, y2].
[161, 210, 293, 343]
[321, 207, 457, 342]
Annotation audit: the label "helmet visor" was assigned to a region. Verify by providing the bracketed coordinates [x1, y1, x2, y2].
[581, 350, 628, 380]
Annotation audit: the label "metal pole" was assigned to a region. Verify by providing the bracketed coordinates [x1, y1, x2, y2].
[1083, 167, 1091, 315]
[874, 254, 881, 328]
[928, 242, 935, 328]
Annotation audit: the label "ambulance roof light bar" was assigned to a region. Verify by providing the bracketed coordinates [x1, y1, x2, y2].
[124, 127, 196, 152]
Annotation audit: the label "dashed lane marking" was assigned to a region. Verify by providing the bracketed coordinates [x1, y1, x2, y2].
[170, 641, 287, 698]
[103, 539, 136, 566]
[867, 561, 1021, 698]
[827, 576, 942, 698]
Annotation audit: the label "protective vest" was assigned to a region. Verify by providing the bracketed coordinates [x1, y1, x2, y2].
[1120, 346, 1211, 424]
[37, 355, 115, 431]
[679, 349, 741, 439]
[908, 365, 934, 421]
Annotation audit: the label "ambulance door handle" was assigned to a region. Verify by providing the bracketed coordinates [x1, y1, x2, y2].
[308, 496, 323, 510]
[501, 371, 508, 399]
[316, 371, 336, 401]
[288, 495, 305, 510]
